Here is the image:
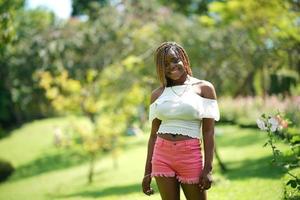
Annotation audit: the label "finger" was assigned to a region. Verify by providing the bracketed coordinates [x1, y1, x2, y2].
[203, 182, 212, 190]
[199, 179, 210, 190]
[142, 180, 152, 193]
[199, 183, 205, 191]
[199, 186, 204, 191]
[198, 178, 205, 188]
[142, 186, 150, 194]
[146, 188, 154, 196]
[203, 183, 211, 190]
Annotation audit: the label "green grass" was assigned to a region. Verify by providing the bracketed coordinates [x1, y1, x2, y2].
[0, 118, 297, 200]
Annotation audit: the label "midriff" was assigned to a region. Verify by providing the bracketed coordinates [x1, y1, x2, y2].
[157, 133, 195, 141]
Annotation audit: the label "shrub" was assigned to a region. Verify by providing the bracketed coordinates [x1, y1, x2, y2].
[219, 96, 300, 128]
[0, 159, 15, 182]
[257, 114, 300, 197]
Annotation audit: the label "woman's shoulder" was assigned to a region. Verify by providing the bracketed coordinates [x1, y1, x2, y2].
[151, 86, 165, 103]
[189, 76, 210, 86]
[190, 76, 217, 99]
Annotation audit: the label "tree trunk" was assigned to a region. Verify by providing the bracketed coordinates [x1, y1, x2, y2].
[233, 70, 255, 97]
[214, 145, 227, 172]
[88, 152, 95, 184]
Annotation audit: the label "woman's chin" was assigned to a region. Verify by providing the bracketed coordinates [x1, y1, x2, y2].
[168, 73, 184, 81]
[168, 76, 180, 81]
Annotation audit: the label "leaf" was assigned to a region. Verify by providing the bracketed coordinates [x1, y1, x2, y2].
[291, 136, 300, 144]
[263, 142, 268, 147]
[283, 164, 290, 169]
[274, 149, 281, 156]
[287, 180, 297, 188]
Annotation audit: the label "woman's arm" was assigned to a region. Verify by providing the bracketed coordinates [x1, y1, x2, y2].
[143, 118, 161, 176]
[202, 118, 215, 174]
[199, 82, 217, 190]
[142, 87, 163, 195]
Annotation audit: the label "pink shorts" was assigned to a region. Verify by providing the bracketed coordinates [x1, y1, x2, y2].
[151, 136, 203, 184]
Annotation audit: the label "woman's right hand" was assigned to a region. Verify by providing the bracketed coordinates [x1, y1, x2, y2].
[142, 175, 154, 196]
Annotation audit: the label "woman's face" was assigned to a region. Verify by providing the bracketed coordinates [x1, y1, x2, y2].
[164, 48, 186, 80]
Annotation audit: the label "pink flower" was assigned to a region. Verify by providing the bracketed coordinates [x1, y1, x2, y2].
[275, 115, 288, 129]
[257, 114, 288, 132]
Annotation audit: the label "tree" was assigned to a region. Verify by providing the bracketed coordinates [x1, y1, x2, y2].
[158, 0, 222, 16]
[0, 0, 24, 52]
[71, 0, 109, 17]
[198, 0, 300, 96]
[37, 53, 149, 183]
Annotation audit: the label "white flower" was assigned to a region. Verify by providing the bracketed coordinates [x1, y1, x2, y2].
[268, 117, 279, 132]
[256, 118, 267, 131]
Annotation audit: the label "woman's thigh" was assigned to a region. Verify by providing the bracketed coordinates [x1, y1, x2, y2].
[155, 176, 180, 200]
[181, 183, 207, 200]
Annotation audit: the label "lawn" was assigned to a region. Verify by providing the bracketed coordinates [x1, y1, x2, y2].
[0, 117, 294, 200]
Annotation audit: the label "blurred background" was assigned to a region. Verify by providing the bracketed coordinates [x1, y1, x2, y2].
[0, 0, 299, 199]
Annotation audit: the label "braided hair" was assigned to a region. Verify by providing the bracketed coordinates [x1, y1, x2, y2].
[155, 42, 192, 87]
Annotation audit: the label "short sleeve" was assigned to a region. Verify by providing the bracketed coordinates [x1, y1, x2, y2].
[199, 98, 220, 121]
[149, 103, 157, 123]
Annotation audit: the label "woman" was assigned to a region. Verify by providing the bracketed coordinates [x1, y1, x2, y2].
[142, 42, 220, 200]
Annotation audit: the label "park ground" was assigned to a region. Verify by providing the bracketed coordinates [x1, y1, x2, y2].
[0, 117, 297, 200]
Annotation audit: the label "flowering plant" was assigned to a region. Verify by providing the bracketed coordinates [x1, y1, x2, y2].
[257, 114, 289, 161]
[256, 113, 300, 193]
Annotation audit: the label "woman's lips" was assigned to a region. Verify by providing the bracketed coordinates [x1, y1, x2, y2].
[168, 67, 180, 74]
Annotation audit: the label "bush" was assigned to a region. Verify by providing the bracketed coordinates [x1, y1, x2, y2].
[0, 126, 6, 139]
[256, 113, 300, 198]
[0, 159, 15, 182]
[219, 96, 300, 128]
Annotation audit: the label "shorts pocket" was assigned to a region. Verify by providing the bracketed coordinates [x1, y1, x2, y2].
[154, 138, 164, 148]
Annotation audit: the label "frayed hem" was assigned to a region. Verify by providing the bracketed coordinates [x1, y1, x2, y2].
[151, 173, 199, 184]
[151, 172, 176, 178]
[177, 176, 199, 184]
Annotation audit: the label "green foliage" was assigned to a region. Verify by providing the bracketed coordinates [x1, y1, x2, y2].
[0, 0, 299, 131]
[71, 0, 109, 17]
[200, 0, 300, 96]
[269, 69, 299, 96]
[37, 52, 150, 181]
[158, 0, 221, 15]
[257, 113, 300, 197]
[38, 70, 82, 114]
[0, 0, 24, 51]
[0, 5, 56, 128]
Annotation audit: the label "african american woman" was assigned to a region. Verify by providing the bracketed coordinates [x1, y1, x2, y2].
[142, 42, 220, 200]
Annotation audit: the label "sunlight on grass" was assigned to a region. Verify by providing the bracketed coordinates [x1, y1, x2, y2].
[0, 118, 293, 200]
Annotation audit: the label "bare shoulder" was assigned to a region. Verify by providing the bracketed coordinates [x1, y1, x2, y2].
[151, 87, 164, 103]
[196, 80, 217, 100]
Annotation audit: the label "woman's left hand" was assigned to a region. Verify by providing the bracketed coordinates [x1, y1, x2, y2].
[199, 170, 213, 191]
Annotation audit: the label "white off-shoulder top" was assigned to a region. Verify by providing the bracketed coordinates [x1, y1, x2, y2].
[149, 76, 220, 139]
